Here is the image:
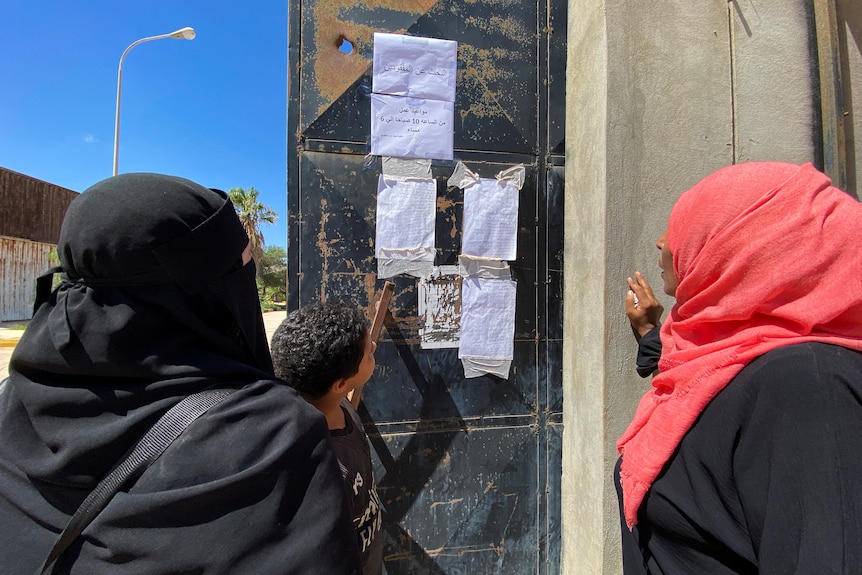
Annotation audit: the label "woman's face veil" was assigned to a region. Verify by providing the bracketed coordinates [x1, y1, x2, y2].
[40, 172, 273, 372]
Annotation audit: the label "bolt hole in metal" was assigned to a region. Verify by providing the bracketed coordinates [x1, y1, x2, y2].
[337, 36, 354, 55]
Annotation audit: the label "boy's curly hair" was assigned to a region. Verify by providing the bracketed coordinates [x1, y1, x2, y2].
[271, 300, 368, 399]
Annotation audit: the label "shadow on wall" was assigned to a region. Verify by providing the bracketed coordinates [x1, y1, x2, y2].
[368, 316, 464, 574]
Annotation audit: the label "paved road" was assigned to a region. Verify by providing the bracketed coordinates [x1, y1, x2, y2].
[0, 344, 13, 382]
[262, 310, 287, 341]
[0, 311, 287, 383]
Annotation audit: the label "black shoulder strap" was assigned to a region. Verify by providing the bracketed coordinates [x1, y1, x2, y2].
[36, 388, 237, 575]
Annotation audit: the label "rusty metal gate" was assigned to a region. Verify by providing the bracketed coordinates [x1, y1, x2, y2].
[287, 1, 564, 572]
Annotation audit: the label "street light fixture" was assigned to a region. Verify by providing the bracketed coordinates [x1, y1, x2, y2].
[112, 27, 196, 176]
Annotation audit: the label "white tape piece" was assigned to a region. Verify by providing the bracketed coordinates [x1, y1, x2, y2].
[495, 164, 526, 189]
[461, 357, 512, 379]
[377, 258, 434, 280]
[381, 157, 433, 178]
[447, 161, 481, 189]
[458, 255, 511, 279]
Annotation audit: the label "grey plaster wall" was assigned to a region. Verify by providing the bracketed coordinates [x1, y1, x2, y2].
[563, 1, 860, 573]
[732, 1, 818, 163]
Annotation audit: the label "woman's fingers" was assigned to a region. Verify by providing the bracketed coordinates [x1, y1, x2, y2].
[627, 272, 664, 331]
[634, 271, 657, 299]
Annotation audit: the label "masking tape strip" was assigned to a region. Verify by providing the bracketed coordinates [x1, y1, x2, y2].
[458, 255, 511, 279]
[381, 157, 433, 178]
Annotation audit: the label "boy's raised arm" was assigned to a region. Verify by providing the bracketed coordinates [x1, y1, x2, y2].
[349, 281, 394, 410]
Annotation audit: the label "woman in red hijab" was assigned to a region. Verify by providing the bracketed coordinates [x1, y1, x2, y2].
[615, 162, 862, 574]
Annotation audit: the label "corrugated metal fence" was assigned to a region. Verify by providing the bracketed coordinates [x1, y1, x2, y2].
[0, 167, 76, 322]
[0, 168, 77, 244]
[0, 236, 53, 321]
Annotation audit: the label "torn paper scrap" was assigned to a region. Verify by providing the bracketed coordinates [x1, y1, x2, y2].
[371, 94, 454, 160]
[458, 278, 516, 378]
[372, 33, 458, 102]
[418, 265, 461, 349]
[462, 178, 519, 261]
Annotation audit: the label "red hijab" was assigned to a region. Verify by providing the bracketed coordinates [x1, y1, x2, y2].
[617, 162, 862, 528]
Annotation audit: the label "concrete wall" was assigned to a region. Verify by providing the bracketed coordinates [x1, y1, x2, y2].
[563, 1, 859, 573]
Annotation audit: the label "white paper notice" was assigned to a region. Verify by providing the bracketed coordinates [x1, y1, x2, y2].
[373, 33, 458, 102]
[375, 175, 437, 261]
[371, 94, 454, 160]
[458, 278, 516, 360]
[462, 179, 519, 260]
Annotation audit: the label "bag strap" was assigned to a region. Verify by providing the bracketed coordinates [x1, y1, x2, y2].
[36, 388, 237, 575]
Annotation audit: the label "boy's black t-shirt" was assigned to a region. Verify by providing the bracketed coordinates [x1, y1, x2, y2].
[331, 399, 383, 575]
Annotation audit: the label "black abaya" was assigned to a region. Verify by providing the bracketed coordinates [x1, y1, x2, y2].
[617, 342, 862, 575]
[0, 174, 360, 574]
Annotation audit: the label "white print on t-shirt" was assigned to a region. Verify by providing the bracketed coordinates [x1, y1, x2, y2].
[356, 482, 382, 553]
[352, 472, 364, 495]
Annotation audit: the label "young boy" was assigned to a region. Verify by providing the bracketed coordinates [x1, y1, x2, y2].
[271, 301, 383, 575]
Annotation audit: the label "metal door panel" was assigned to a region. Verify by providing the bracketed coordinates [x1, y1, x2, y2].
[364, 339, 539, 423]
[293, 151, 540, 340]
[288, 0, 564, 571]
[371, 426, 540, 574]
[547, 5, 566, 156]
[297, 0, 539, 154]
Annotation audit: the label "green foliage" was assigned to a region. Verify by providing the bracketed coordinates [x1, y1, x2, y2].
[48, 248, 62, 291]
[227, 187, 278, 265]
[226, 187, 281, 308]
[257, 245, 287, 310]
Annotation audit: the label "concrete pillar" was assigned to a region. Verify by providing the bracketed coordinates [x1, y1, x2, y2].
[561, 1, 842, 572]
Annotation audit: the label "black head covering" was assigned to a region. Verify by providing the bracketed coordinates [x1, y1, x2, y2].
[5, 172, 274, 485]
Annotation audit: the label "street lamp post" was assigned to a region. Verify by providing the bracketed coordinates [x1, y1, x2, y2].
[112, 27, 196, 176]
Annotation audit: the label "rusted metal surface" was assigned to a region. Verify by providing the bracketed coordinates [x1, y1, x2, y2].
[0, 237, 54, 321]
[0, 167, 78, 244]
[813, 0, 848, 191]
[288, 0, 564, 572]
[294, 0, 542, 154]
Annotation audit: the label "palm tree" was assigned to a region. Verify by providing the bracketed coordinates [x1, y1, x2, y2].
[227, 187, 278, 266]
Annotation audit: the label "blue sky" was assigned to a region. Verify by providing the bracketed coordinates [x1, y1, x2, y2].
[0, 1, 290, 248]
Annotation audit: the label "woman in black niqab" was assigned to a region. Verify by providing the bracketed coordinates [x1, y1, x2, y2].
[0, 173, 361, 574]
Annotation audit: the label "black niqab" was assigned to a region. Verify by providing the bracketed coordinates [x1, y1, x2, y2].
[0, 173, 362, 573]
[8, 173, 273, 485]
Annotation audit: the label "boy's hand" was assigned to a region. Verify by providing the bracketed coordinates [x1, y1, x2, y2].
[369, 281, 394, 344]
[351, 282, 394, 410]
[626, 272, 663, 339]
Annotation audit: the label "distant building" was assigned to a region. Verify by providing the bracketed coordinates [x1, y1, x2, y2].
[0, 168, 78, 321]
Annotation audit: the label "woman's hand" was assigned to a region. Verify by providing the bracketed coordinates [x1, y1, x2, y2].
[626, 272, 664, 339]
